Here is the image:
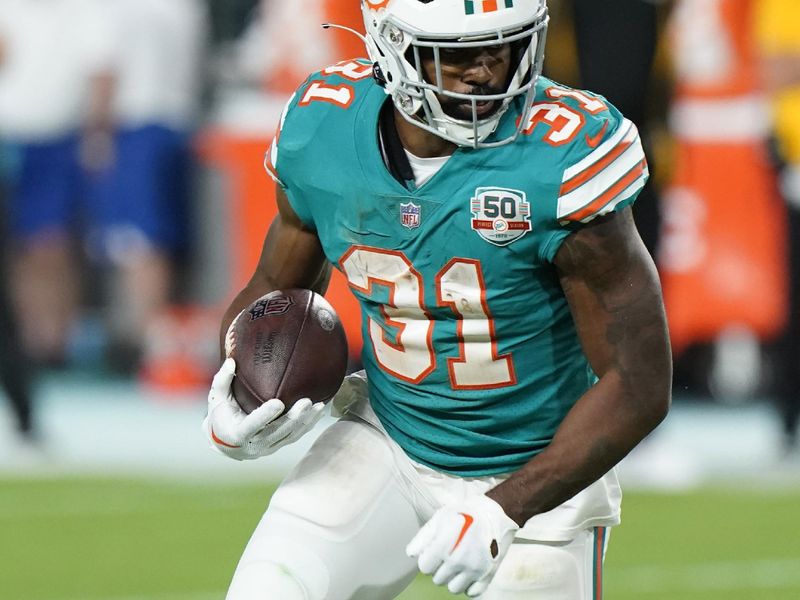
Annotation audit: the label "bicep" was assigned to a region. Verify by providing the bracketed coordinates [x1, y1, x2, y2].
[554, 208, 671, 383]
[249, 185, 330, 294]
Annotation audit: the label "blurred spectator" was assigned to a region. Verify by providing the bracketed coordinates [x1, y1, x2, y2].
[659, 0, 787, 400]
[755, 0, 800, 451]
[0, 1, 208, 375]
[86, 0, 209, 372]
[0, 144, 36, 441]
[0, 0, 115, 367]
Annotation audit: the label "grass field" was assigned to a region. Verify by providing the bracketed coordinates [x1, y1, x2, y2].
[3, 476, 800, 600]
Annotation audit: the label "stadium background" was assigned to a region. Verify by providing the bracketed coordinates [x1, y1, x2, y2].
[2, 1, 800, 598]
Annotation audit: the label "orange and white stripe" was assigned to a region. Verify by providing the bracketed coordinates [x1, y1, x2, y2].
[670, 95, 771, 143]
[592, 526, 607, 599]
[557, 119, 648, 223]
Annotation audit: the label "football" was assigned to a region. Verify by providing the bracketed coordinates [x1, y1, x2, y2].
[225, 289, 348, 414]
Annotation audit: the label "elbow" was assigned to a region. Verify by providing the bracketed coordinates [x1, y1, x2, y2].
[638, 348, 673, 428]
[617, 369, 671, 430]
[650, 392, 671, 427]
[642, 378, 672, 430]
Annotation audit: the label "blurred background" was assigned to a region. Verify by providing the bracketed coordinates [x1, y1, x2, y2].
[1, 0, 799, 599]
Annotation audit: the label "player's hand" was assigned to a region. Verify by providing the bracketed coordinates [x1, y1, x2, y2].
[203, 358, 326, 461]
[406, 494, 519, 597]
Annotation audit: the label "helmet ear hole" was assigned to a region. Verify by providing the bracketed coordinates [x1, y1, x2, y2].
[372, 63, 387, 87]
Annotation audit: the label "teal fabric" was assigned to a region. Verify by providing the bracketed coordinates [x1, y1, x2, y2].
[272, 66, 645, 476]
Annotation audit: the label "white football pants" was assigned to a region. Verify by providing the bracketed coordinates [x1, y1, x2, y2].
[226, 413, 611, 600]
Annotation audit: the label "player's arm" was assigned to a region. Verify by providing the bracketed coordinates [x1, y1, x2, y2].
[218, 185, 330, 358]
[205, 185, 330, 461]
[486, 207, 672, 525]
[406, 208, 670, 596]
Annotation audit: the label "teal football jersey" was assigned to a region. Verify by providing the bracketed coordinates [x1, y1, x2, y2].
[266, 59, 648, 476]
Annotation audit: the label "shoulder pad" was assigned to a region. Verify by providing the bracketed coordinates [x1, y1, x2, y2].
[556, 116, 647, 224]
[265, 58, 377, 187]
[521, 79, 649, 224]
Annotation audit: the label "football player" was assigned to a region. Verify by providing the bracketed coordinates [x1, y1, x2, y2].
[205, 0, 672, 598]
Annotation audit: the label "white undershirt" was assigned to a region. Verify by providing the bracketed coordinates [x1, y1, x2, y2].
[403, 149, 452, 187]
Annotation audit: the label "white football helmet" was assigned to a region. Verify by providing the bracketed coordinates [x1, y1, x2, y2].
[362, 0, 549, 148]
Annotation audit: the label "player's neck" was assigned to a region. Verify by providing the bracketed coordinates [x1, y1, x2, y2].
[393, 107, 457, 159]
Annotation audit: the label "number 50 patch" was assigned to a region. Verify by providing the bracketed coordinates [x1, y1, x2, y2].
[470, 187, 532, 246]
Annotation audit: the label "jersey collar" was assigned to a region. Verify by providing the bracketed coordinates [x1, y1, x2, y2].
[377, 100, 415, 189]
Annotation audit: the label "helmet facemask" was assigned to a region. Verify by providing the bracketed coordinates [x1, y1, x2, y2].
[363, 2, 549, 148]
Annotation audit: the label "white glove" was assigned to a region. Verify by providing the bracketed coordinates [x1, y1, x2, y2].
[203, 358, 326, 461]
[406, 494, 519, 597]
[331, 369, 368, 417]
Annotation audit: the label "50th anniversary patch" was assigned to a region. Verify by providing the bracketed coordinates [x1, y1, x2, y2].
[470, 187, 531, 246]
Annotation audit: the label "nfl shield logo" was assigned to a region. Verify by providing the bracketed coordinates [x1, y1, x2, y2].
[400, 201, 421, 229]
[470, 187, 531, 246]
[249, 294, 294, 320]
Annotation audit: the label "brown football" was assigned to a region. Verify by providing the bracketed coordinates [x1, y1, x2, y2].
[225, 289, 348, 414]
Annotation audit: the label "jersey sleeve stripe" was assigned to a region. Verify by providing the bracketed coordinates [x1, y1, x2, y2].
[562, 119, 635, 180]
[560, 160, 648, 223]
[581, 169, 649, 223]
[557, 133, 646, 220]
[263, 144, 283, 186]
[559, 123, 640, 197]
[262, 92, 296, 187]
[559, 136, 634, 197]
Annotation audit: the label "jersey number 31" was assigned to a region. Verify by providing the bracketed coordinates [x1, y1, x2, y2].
[341, 246, 516, 390]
